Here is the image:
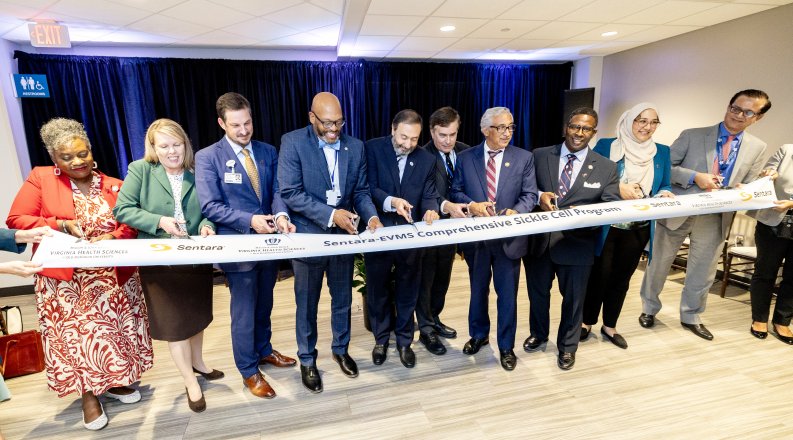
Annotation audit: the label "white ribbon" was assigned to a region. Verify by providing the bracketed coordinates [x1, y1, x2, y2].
[32, 178, 777, 268]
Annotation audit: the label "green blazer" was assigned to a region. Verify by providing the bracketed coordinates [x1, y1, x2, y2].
[113, 159, 213, 238]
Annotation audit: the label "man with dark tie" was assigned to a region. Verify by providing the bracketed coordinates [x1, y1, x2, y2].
[523, 107, 620, 371]
[450, 106, 538, 371]
[278, 92, 382, 393]
[195, 92, 297, 399]
[638, 89, 771, 340]
[417, 107, 470, 355]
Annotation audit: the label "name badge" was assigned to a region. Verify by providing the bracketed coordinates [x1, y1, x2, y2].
[326, 189, 341, 206]
[224, 172, 243, 184]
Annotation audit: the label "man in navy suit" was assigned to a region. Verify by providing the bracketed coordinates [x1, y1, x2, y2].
[278, 92, 382, 393]
[523, 107, 620, 371]
[450, 106, 538, 371]
[195, 92, 297, 399]
[364, 109, 466, 368]
[417, 107, 470, 355]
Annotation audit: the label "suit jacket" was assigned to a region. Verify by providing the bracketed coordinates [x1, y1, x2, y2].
[450, 142, 538, 259]
[592, 138, 672, 256]
[113, 159, 214, 238]
[278, 125, 377, 233]
[665, 123, 767, 236]
[749, 143, 793, 227]
[366, 136, 440, 226]
[195, 137, 286, 272]
[422, 140, 470, 208]
[529, 144, 620, 265]
[6, 167, 137, 283]
[0, 229, 24, 254]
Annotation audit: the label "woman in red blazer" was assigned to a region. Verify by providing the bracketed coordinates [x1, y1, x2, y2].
[6, 118, 152, 431]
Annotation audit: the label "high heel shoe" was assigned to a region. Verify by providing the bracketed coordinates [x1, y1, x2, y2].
[186, 387, 206, 413]
[192, 367, 225, 381]
[771, 326, 793, 345]
[749, 325, 768, 339]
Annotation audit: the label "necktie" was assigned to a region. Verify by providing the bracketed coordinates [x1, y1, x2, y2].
[397, 154, 406, 182]
[486, 150, 501, 202]
[557, 153, 576, 198]
[241, 148, 261, 199]
[713, 135, 735, 177]
[445, 152, 454, 179]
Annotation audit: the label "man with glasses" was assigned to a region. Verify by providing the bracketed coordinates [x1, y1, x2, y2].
[418, 107, 470, 355]
[638, 89, 771, 341]
[523, 107, 620, 371]
[278, 92, 382, 393]
[450, 106, 537, 371]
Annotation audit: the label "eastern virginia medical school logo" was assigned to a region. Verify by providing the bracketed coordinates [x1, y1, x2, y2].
[264, 237, 281, 245]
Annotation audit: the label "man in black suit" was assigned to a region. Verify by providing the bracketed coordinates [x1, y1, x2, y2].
[417, 107, 470, 355]
[523, 107, 620, 371]
[364, 110, 464, 368]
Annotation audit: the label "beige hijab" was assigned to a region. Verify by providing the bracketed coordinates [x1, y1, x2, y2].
[610, 102, 658, 195]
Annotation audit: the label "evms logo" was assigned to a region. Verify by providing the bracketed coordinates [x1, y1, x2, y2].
[264, 237, 281, 246]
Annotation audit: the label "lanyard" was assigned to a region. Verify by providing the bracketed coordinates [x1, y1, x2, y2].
[329, 148, 339, 191]
[715, 136, 740, 170]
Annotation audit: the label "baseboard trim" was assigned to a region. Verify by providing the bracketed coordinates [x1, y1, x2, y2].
[0, 285, 34, 298]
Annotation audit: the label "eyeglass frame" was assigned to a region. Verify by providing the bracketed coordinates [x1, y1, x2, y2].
[310, 111, 346, 129]
[633, 118, 661, 128]
[489, 124, 517, 134]
[728, 104, 759, 119]
[567, 123, 596, 135]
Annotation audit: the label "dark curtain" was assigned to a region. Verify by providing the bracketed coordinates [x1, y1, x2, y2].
[16, 51, 571, 179]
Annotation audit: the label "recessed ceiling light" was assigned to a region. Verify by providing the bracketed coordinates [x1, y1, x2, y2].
[601, 31, 618, 37]
[440, 25, 456, 32]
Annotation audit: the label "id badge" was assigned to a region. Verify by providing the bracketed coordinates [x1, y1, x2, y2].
[326, 189, 341, 206]
[224, 172, 242, 184]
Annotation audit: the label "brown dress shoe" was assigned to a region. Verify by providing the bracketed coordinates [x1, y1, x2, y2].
[259, 350, 297, 368]
[243, 372, 276, 399]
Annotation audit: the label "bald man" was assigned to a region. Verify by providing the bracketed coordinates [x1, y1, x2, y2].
[278, 92, 382, 393]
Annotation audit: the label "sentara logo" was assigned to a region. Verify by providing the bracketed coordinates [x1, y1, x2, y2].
[264, 237, 281, 245]
[739, 191, 753, 201]
[632, 204, 650, 211]
[150, 243, 172, 252]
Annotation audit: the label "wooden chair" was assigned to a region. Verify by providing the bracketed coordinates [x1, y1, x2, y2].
[719, 246, 757, 298]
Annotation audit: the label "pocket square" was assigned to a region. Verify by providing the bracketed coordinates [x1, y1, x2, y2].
[583, 181, 601, 189]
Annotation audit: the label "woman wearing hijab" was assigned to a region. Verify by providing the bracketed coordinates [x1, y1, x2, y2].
[581, 103, 673, 349]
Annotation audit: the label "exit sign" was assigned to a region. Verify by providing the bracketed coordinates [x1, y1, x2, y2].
[28, 22, 71, 48]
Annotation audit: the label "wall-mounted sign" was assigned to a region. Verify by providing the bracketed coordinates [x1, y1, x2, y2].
[13, 74, 50, 98]
[28, 22, 71, 48]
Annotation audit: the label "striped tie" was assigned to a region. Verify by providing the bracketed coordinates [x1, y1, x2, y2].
[241, 148, 261, 199]
[486, 150, 501, 202]
[557, 153, 576, 198]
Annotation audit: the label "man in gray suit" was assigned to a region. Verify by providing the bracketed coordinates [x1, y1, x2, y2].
[638, 89, 772, 340]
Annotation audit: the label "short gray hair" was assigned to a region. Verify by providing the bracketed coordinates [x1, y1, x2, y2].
[40, 118, 91, 155]
[480, 107, 512, 131]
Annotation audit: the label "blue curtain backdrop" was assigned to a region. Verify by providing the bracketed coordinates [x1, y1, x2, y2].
[15, 51, 572, 179]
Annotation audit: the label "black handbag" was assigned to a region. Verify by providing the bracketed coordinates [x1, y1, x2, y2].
[772, 214, 793, 240]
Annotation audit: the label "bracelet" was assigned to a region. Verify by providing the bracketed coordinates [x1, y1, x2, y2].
[58, 220, 66, 233]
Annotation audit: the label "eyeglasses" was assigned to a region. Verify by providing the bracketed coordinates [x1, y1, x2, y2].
[634, 119, 661, 127]
[311, 112, 345, 129]
[567, 124, 595, 134]
[728, 104, 759, 118]
[489, 124, 517, 134]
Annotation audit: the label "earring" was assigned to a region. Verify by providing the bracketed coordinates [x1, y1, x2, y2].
[92, 161, 98, 169]
[53, 166, 61, 176]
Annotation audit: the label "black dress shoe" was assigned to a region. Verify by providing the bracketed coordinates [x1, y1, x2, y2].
[372, 344, 388, 365]
[434, 319, 457, 339]
[419, 332, 447, 355]
[580, 326, 591, 341]
[681, 322, 714, 340]
[750, 325, 768, 339]
[300, 365, 323, 393]
[771, 327, 793, 345]
[332, 353, 359, 378]
[638, 313, 655, 328]
[499, 349, 517, 371]
[462, 337, 489, 355]
[557, 352, 575, 370]
[522, 336, 548, 353]
[600, 327, 628, 349]
[397, 346, 416, 368]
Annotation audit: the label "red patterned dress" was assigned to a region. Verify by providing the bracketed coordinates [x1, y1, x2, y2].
[34, 173, 153, 397]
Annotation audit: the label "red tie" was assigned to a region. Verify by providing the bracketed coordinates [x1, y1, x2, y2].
[712, 135, 735, 176]
[486, 150, 501, 202]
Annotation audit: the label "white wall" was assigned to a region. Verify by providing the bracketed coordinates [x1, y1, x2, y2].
[599, 3, 792, 153]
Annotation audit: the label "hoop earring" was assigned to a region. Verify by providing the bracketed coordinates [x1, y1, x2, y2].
[53, 166, 61, 176]
[92, 161, 98, 169]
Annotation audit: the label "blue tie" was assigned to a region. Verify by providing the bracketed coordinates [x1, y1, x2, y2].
[557, 153, 576, 198]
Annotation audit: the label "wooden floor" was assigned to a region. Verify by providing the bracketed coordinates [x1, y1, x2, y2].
[1, 259, 792, 440]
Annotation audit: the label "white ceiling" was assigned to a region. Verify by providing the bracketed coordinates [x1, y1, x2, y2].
[0, 0, 790, 61]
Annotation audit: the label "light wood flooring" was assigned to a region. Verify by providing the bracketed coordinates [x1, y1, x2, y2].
[1, 259, 792, 440]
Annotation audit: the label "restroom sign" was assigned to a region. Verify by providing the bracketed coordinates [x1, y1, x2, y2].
[13, 74, 50, 98]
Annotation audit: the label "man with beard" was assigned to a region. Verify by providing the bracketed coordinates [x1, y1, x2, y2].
[523, 107, 620, 371]
[417, 107, 470, 355]
[451, 106, 538, 371]
[278, 92, 382, 393]
[364, 109, 466, 368]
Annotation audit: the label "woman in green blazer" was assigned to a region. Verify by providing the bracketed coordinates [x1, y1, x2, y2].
[114, 119, 221, 413]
